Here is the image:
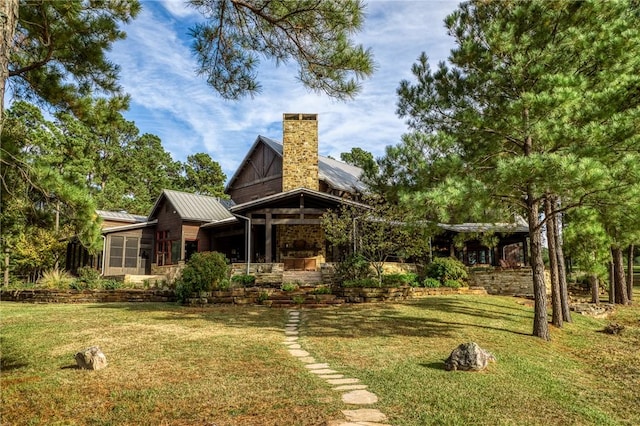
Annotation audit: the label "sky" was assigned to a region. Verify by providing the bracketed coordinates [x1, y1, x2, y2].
[107, 0, 459, 179]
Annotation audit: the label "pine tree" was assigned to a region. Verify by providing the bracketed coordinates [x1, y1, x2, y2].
[393, 0, 640, 339]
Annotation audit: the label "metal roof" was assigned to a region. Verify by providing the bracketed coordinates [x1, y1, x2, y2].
[97, 210, 148, 223]
[227, 136, 367, 194]
[438, 221, 529, 234]
[149, 189, 235, 222]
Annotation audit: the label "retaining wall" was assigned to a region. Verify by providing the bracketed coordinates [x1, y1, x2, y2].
[469, 268, 551, 296]
[0, 288, 176, 303]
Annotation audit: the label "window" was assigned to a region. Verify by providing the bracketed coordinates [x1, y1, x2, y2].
[109, 236, 124, 268]
[157, 230, 180, 265]
[109, 236, 139, 269]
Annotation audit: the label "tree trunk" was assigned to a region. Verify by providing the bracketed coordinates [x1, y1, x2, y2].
[627, 245, 634, 302]
[0, 0, 19, 133]
[608, 261, 615, 304]
[545, 197, 562, 328]
[528, 197, 550, 340]
[611, 247, 629, 305]
[589, 274, 599, 304]
[551, 199, 571, 322]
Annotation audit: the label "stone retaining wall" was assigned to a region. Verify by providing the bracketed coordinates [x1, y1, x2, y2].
[1, 286, 486, 307]
[469, 268, 551, 296]
[0, 289, 176, 303]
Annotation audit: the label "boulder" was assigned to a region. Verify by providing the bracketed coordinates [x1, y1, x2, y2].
[603, 323, 625, 335]
[444, 342, 495, 371]
[75, 346, 108, 370]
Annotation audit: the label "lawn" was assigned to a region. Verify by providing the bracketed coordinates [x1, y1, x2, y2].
[2, 292, 639, 425]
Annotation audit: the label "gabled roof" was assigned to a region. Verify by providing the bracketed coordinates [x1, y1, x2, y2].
[230, 187, 369, 213]
[97, 210, 148, 224]
[149, 189, 235, 222]
[226, 135, 367, 194]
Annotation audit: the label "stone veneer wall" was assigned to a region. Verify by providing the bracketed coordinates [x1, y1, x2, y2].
[469, 268, 551, 296]
[276, 224, 325, 263]
[282, 113, 319, 191]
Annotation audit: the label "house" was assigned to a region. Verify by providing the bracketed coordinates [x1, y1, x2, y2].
[67, 113, 529, 279]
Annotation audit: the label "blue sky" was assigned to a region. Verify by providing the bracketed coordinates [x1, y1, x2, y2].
[108, 0, 459, 179]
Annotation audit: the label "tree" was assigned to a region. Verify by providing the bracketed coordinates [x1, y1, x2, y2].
[1, 0, 140, 130]
[394, 0, 640, 339]
[1, 102, 101, 281]
[322, 196, 433, 285]
[188, 0, 375, 100]
[340, 147, 378, 175]
[180, 153, 227, 198]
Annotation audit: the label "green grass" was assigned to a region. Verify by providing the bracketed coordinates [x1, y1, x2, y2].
[2, 292, 639, 425]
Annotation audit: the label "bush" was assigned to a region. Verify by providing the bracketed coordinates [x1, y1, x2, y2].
[423, 277, 441, 288]
[175, 251, 229, 301]
[37, 268, 74, 289]
[381, 273, 419, 287]
[281, 282, 299, 292]
[312, 286, 332, 295]
[335, 254, 372, 283]
[76, 266, 101, 288]
[425, 257, 468, 283]
[443, 279, 463, 289]
[231, 274, 256, 287]
[101, 279, 123, 290]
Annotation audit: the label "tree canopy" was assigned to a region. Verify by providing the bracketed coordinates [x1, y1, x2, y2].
[188, 0, 375, 100]
[389, 0, 640, 339]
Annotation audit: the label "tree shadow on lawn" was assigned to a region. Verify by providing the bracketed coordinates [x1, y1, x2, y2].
[85, 296, 534, 338]
[305, 298, 532, 339]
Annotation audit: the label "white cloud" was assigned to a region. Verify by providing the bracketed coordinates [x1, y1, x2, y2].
[110, 0, 458, 179]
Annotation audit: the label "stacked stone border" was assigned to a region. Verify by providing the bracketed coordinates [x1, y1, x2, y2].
[0, 286, 486, 305]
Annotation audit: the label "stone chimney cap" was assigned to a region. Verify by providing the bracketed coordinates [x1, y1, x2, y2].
[283, 113, 317, 121]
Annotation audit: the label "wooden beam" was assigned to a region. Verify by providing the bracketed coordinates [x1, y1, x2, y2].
[251, 218, 321, 225]
[249, 208, 325, 215]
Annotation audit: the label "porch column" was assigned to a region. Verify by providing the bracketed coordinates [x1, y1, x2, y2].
[265, 213, 272, 262]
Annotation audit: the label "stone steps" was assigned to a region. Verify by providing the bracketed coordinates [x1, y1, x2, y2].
[283, 271, 323, 285]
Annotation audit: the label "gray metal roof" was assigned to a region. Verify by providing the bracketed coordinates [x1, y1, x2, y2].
[97, 210, 148, 223]
[249, 136, 368, 193]
[438, 220, 529, 234]
[150, 189, 235, 222]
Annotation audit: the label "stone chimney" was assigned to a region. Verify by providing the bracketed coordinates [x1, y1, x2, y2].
[282, 113, 319, 191]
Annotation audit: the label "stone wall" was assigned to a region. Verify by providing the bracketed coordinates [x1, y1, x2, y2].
[276, 224, 325, 263]
[0, 289, 176, 303]
[469, 268, 551, 296]
[282, 113, 319, 191]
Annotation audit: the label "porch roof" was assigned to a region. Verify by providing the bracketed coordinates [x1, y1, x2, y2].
[148, 189, 235, 222]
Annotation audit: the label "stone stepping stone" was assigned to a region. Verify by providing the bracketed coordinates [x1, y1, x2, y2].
[319, 374, 344, 379]
[327, 378, 360, 385]
[342, 409, 387, 423]
[289, 349, 310, 357]
[309, 369, 338, 375]
[305, 363, 330, 369]
[284, 330, 299, 336]
[284, 336, 298, 342]
[285, 326, 298, 331]
[286, 344, 302, 349]
[326, 421, 390, 426]
[299, 357, 316, 363]
[342, 389, 378, 405]
[286, 322, 299, 327]
[332, 384, 368, 391]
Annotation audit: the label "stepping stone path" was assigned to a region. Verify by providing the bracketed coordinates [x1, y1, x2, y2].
[283, 310, 391, 426]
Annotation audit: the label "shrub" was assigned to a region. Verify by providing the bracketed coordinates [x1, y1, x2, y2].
[257, 291, 270, 303]
[218, 278, 231, 290]
[312, 286, 332, 295]
[101, 279, 123, 290]
[37, 268, 74, 289]
[292, 295, 305, 305]
[231, 274, 256, 287]
[281, 282, 299, 292]
[175, 251, 229, 301]
[425, 257, 468, 283]
[76, 266, 101, 288]
[423, 277, 441, 288]
[443, 279, 463, 289]
[381, 273, 419, 287]
[335, 254, 372, 283]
